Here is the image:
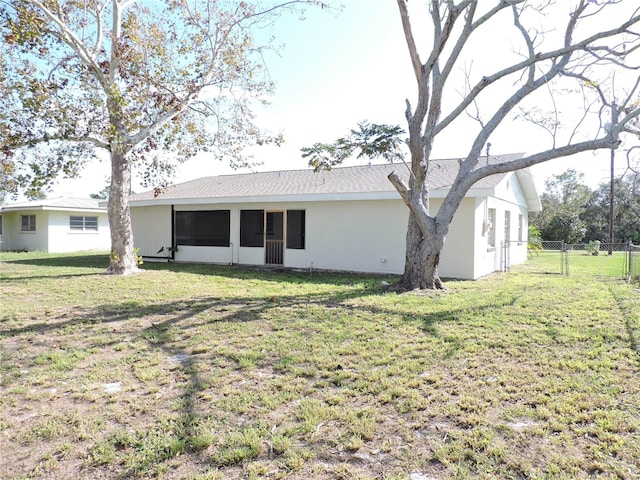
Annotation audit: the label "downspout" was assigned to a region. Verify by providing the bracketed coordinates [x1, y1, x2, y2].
[171, 205, 175, 262]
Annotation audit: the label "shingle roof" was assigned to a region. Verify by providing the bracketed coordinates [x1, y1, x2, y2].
[0, 196, 106, 212]
[129, 153, 526, 204]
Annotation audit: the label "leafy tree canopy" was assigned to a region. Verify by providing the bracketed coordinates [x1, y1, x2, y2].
[0, 0, 313, 195]
[90, 184, 111, 200]
[532, 166, 640, 243]
[583, 171, 640, 243]
[0, 0, 319, 273]
[544, 211, 587, 244]
[301, 121, 406, 172]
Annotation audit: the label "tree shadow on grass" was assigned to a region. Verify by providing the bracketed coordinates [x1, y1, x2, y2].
[107, 291, 521, 477]
[3, 252, 111, 269]
[0, 272, 490, 477]
[87, 299, 467, 476]
[0, 280, 389, 339]
[143, 261, 398, 288]
[2, 272, 108, 283]
[3, 252, 399, 288]
[1, 252, 523, 477]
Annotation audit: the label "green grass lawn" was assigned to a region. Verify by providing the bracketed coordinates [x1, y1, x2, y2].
[1, 251, 638, 480]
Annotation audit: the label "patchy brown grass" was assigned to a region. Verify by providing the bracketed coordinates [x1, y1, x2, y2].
[0, 251, 639, 480]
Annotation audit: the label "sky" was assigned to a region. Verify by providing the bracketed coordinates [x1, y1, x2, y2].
[49, 0, 639, 198]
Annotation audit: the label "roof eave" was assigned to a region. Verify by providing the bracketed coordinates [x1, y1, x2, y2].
[129, 187, 503, 207]
[130, 191, 406, 206]
[0, 206, 106, 213]
[515, 169, 542, 212]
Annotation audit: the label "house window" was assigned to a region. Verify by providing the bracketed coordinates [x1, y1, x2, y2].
[487, 209, 496, 249]
[518, 214, 523, 244]
[240, 210, 264, 247]
[70, 216, 98, 231]
[287, 210, 305, 249]
[504, 211, 511, 242]
[175, 210, 230, 246]
[21, 215, 36, 232]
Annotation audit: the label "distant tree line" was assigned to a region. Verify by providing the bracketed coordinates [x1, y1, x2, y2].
[531, 169, 640, 244]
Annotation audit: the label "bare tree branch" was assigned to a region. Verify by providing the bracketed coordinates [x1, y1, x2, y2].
[396, 0, 423, 87]
[435, 8, 640, 136]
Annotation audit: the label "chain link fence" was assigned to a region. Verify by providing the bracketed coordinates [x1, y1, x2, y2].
[522, 241, 638, 282]
[521, 241, 566, 275]
[629, 244, 640, 284]
[563, 242, 630, 279]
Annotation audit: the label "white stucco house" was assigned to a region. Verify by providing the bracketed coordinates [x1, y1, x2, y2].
[0, 197, 111, 253]
[128, 154, 541, 280]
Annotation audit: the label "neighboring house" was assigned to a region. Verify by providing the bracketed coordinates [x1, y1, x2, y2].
[128, 154, 541, 280]
[0, 197, 111, 253]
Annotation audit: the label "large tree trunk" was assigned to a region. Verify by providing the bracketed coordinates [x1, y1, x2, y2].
[106, 150, 139, 275]
[399, 213, 445, 290]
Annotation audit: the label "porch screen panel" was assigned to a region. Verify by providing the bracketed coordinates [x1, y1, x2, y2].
[286, 210, 305, 249]
[175, 210, 230, 246]
[240, 210, 264, 247]
[175, 212, 193, 245]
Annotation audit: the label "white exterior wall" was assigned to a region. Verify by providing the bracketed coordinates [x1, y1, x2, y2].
[512, 209, 529, 265]
[430, 198, 477, 279]
[237, 246, 263, 265]
[180, 200, 409, 274]
[46, 211, 111, 253]
[305, 200, 407, 273]
[175, 245, 232, 264]
[0, 213, 11, 251]
[0, 213, 13, 250]
[132, 200, 409, 274]
[0, 210, 49, 251]
[0, 209, 110, 252]
[472, 173, 529, 279]
[129, 178, 533, 279]
[131, 205, 172, 258]
[474, 196, 504, 278]
[495, 173, 529, 266]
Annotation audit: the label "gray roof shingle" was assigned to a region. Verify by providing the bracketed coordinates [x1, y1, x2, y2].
[129, 153, 525, 204]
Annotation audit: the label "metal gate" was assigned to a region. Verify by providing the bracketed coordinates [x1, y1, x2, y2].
[265, 239, 284, 265]
[500, 240, 511, 272]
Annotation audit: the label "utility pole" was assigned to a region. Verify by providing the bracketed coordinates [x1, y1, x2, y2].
[608, 98, 618, 256]
[609, 147, 614, 255]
